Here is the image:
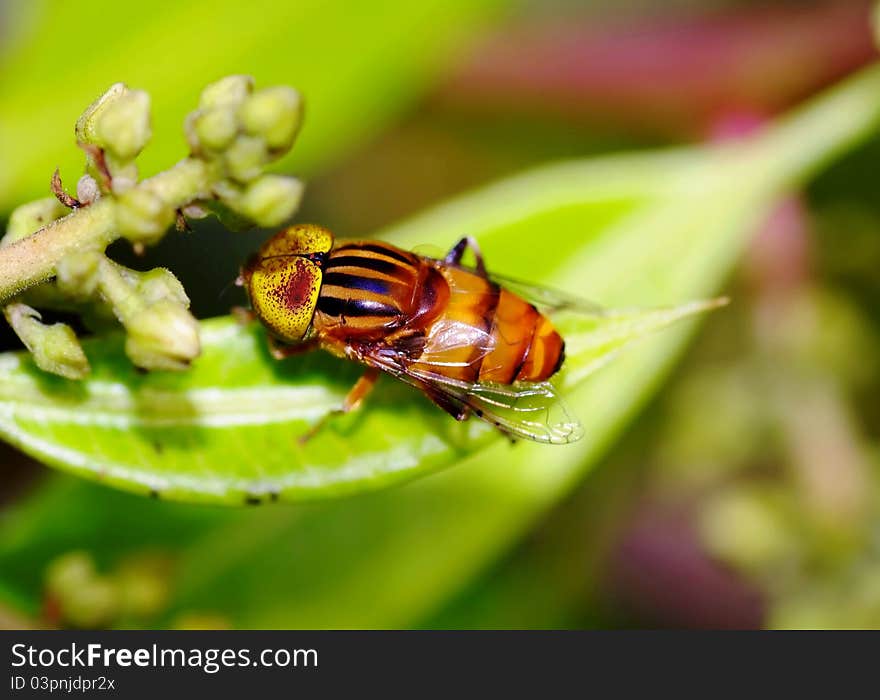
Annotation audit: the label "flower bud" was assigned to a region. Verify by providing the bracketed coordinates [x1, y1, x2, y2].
[3, 197, 68, 245]
[76, 83, 127, 145]
[199, 75, 254, 109]
[115, 187, 175, 244]
[223, 135, 268, 182]
[45, 552, 118, 629]
[63, 578, 118, 629]
[3, 303, 90, 379]
[45, 552, 95, 598]
[31, 323, 91, 379]
[56, 250, 102, 299]
[191, 107, 239, 152]
[114, 554, 171, 619]
[125, 300, 200, 371]
[239, 86, 302, 153]
[136, 268, 190, 307]
[76, 84, 151, 161]
[94, 90, 151, 161]
[235, 175, 303, 226]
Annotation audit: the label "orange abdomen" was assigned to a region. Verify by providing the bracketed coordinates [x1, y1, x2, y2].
[480, 288, 565, 384]
[413, 264, 565, 385]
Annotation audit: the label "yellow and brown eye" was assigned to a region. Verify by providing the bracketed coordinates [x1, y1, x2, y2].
[257, 223, 333, 260]
[245, 255, 323, 342]
[240, 224, 334, 342]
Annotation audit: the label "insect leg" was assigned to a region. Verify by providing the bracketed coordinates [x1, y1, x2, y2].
[267, 336, 319, 360]
[231, 306, 257, 325]
[298, 367, 379, 444]
[445, 236, 487, 277]
[341, 367, 380, 412]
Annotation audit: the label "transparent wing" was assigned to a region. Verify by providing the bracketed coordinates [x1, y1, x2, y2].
[363, 346, 583, 444]
[435, 253, 607, 316]
[412, 320, 496, 368]
[486, 272, 607, 316]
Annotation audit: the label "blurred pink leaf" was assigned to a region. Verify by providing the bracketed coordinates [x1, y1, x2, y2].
[443, 1, 878, 137]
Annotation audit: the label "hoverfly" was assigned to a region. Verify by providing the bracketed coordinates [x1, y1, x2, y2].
[238, 224, 585, 444]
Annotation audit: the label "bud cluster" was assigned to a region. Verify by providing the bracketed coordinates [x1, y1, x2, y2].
[185, 75, 304, 227]
[45, 551, 171, 629]
[0, 76, 305, 378]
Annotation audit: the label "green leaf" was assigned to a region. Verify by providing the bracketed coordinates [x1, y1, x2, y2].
[0, 297, 721, 504]
[0, 0, 502, 214]
[1, 64, 879, 627]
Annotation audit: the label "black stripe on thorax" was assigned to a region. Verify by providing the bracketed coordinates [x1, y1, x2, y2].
[317, 294, 400, 318]
[322, 271, 402, 296]
[326, 254, 408, 278]
[334, 242, 416, 266]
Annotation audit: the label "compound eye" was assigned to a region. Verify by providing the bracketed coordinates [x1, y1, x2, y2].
[258, 223, 333, 259]
[246, 256, 322, 342]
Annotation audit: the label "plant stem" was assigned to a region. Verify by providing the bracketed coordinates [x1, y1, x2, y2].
[0, 201, 114, 301]
[0, 157, 214, 304]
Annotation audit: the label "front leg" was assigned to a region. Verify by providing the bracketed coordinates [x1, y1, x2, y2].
[445, 236, 487, 277]
[231, 305, 256, 325]
[298, 367, 379, 444]
[267, 335, 319, 360]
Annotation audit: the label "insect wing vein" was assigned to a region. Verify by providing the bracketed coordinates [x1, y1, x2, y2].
[361, 347, 583, 444]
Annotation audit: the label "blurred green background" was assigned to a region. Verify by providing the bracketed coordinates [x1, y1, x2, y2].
[1, 0, 880, 629]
